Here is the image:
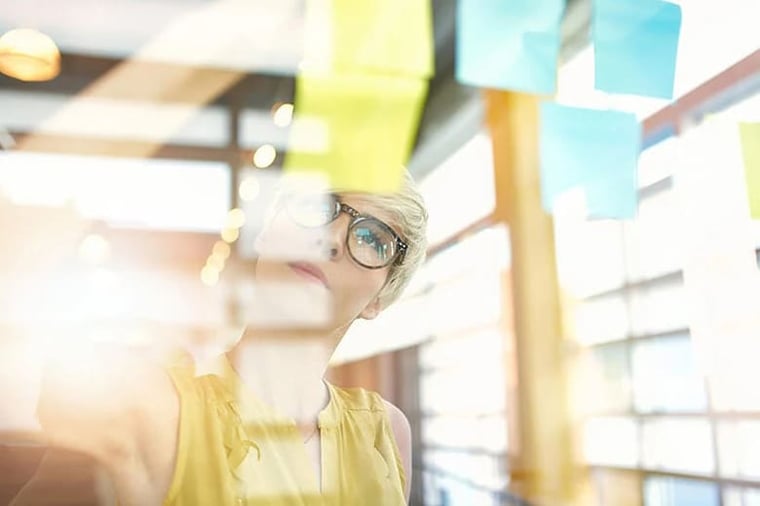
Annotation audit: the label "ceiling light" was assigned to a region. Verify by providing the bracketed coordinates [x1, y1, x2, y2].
[0, 28, 61, 82]
[200, 265, 219, 286]
[239, 175, 261, 202]
[212, 240, 231, 260]
[78, 234, 111, 265]
[226, 208, 246, 229]
[272, 102, 294, 127]
[221, 227, 239, 243]
[253, 144, 276, 169]
[207, 254, 225, 271]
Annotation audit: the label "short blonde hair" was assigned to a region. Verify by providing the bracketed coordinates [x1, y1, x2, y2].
[361, 170, 428, 309]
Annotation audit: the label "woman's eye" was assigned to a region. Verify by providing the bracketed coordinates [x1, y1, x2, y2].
[356, 228, 379, 245]
[356, 229, 389, 258]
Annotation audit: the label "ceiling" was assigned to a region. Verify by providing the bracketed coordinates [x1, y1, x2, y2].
[0, 0, 591, 179]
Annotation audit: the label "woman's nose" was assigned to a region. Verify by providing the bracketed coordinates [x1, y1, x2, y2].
[319, 218, 347, 261]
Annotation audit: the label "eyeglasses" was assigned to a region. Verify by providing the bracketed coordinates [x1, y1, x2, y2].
[285, 193, 407, 269]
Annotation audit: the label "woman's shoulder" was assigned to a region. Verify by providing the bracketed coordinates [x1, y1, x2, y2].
[326, 384, 411, 435]
[327, 383, 389, 413]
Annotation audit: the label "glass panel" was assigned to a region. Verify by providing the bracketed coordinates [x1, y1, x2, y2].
[583, 417, 639, 468]
[724, 486, 760, 506]
[0, 152, 230, 232]
[718, 421, 760, 480]
[671, 0, 760, 97]
[591, 468, 642, 506]
[554, 218, 626, 298]
[638, 137, 679, 189]
[556, 46, 669, 120]
[641, 417, 714, 475]
[422, 470, 440, 506]
[420, 131, 496, 247]
[644, 476, 719, 506]
[424, 270, 502, 336]
[239, 108, 290, 151]
[628, 280, 688, 335]
[631, 335, 707, 413]
[557, 2, 760, 118]
[430, 475, 499, 506]
[333, 293, 432, 363]
[573, 294, 629, 345]
[0, 90, 230, 147]
[415, 224, 510, 290]
[420, 361, 506, 416]
[706, 330, 760, 412]
[419, 328, 504, 372]
[624, 189, 683, 281]
[572, 342, 632, 416]
[422, 414, 508, 453]
[423, 449, 508, 491]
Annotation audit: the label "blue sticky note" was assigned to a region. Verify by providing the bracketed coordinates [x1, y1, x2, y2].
[594, 0, 682, 99]
[540, 103, 641, 219]
[456, 0, 565, 94]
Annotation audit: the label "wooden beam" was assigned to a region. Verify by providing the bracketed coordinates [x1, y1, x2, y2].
[484, 90, 582, 505]
[8, 130, 241, 162]
[0, 53, 294, 108]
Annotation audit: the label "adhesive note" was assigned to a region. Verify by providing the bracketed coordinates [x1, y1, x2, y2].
[540, 103, 641, 219]
[455, 0, 565, 94]
[284, 73, 427, 193]
[739, 123, 760, 219]
[303, 0, 434, 78]
[593, 0, 682, 99]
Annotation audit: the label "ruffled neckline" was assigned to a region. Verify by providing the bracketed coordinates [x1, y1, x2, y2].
[216, 352, 341, 430]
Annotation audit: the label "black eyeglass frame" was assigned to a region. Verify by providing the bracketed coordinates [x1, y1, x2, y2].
[287, 194, 408, 270]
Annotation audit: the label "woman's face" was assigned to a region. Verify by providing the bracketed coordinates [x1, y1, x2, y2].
[251, 193, 395, 331]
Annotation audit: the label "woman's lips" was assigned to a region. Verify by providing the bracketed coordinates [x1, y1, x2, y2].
[287, 262, 329, 289]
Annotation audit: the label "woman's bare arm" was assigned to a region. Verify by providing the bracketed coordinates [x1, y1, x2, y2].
[35, 345, 144, 463]
[12, 344, 178, 505]
[9, 448, 101, 505]
[383, 399, 413, 504]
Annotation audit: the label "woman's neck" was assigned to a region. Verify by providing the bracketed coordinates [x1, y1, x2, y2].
[226, 327, 343, 426]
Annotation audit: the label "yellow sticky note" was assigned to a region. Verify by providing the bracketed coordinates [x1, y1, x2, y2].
[739, 123, 760, 219]
[304, 0, 434, 78]
[284, 73, 427, 193]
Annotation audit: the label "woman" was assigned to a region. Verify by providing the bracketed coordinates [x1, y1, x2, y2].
[12, 171, 428, 505]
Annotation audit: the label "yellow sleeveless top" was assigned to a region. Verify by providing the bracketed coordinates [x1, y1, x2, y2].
[162, 354, 407, 506]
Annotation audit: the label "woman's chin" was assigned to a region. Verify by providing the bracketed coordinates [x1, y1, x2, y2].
[238, 279, 334, 330]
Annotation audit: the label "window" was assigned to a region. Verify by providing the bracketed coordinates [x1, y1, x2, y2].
[561, 69, 760, 505]
[631, 335, 707, 413]
[0, 90, 230, 147]
[419, 132, 495, 247]
[641, 417, 715, 475]
[583, 417, 639, 468]
[644, 477, 720, 506]
[0, 152, 230, 232]
[416, 218, 511, 502]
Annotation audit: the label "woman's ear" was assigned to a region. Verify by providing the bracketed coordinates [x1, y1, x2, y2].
[358, 297, 383, 320]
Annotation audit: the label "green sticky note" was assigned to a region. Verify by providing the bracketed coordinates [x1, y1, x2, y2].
[285, 73, 427, 193]
[305, 0, 434, 78]
[739, 123, 760, 219]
